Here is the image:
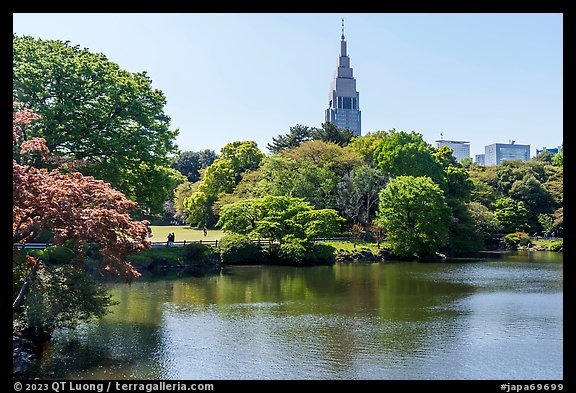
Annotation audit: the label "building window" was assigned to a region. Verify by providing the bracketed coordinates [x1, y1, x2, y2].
[343, 97, 352, 109]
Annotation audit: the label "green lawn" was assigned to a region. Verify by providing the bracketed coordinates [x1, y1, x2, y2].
[149, 226, 225, 242]
[320, 239, 389, 253]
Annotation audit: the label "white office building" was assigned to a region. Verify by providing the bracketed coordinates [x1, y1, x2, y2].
[435, 139, 470, 162]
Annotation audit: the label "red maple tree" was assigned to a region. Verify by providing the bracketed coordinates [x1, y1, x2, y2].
[13, 102, 150, 310]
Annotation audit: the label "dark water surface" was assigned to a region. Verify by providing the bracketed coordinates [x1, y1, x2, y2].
[32, 251, 563, 380]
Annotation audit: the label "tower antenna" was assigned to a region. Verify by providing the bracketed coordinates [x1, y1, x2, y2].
[341, 18, 345, 40]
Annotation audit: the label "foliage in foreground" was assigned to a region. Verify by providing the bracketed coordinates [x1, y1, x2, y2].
[13, 102, 149, 338]
[13, 264, 114, 340]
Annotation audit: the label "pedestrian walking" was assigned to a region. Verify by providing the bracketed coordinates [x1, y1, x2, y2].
[203, 226, 208, 237]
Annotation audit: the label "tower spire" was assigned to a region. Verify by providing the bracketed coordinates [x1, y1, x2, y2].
[325, 18, 361, 136]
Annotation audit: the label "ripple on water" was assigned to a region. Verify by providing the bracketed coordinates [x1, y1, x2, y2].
[31, 261, 562, 380]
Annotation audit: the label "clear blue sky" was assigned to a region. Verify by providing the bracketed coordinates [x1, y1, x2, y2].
[13, 13, 563, 159]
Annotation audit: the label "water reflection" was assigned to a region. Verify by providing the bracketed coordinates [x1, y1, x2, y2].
[33, 253, 563, 380]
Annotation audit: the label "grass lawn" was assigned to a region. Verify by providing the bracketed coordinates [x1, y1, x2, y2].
[320, 239, 389, 253]
[149, 226, 225, 242]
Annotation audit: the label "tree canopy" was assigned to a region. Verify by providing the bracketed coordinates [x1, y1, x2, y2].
[373, 130, 445, 186]
[170, 150, 217, 183]
[183, 141, 265, 226]
[13, 35, 181, 215]
[377, 176, 451, 258]
[266, 122, 356, 154]
[217, 195, 344, 243]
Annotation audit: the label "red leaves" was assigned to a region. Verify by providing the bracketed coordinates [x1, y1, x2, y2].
[13, 102, 149, 282]
[13, 102, 42, 143]
[20, 137, 50, 160]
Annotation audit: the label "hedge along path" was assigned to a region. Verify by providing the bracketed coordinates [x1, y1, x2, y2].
[148, 226, 225, 242]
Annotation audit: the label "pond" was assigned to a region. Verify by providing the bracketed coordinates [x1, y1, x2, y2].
[31, 251, 563, 380]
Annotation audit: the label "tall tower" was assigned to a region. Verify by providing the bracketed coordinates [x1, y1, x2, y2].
[325, 19, 361, 135]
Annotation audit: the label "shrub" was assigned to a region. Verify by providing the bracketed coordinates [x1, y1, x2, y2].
[128, 248, 181, 270]
[303, 243, 337, 265]
[278, 237, 308, 265]
[267, 239, 336, 266]
[180, 242, 215, 265]
[29, 246, 75, 264]
[548, 240, 563, 252]
[218, 234, 265, 264]
[501, 231, 531, 250]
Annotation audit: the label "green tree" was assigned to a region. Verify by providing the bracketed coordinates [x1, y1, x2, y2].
[336, 164, 388, 235]
[172, 179, 195, 224]
[445, 201, 483, 255]
[537, 213, 555, 236]
[492, 197, 530, 233]
[217, 195, 344, 243]
[182, 190, 213, 228]
[373, 130, 445, 186]
[552, 144, 563, 167]
[267, 124, 313, 154]
[460, 157, 474, 168]
[170, 150, 217, 183]
[282, 140, 362, 175]
[467, 201, 503, 247]
[444, 165, 474, 201]
[13, 35, 180, 214]
[213, 169, 262, 217]
[182, 142, 265, 226]
[468, 165, 499, 207]
[220, 141, 265, 179]
[533, 150, 554, 165]
[345, 130, 388, 164]
[311, 122, 356, 146]
[552, 207, 563, 235]
[509, 174, 556, 228]
[257, 141, 362, 211]
[200, 159, 237, 196]
[376, 176, 451, 258]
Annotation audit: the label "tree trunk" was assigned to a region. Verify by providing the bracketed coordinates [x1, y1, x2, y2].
[13, 263, 40, 311]
[364, 195, 371, 240]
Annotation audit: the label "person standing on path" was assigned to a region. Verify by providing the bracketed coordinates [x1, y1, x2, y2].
[167, 232, 175, 247]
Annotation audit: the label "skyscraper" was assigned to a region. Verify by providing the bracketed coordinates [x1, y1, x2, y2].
[325, 19, 361, 135]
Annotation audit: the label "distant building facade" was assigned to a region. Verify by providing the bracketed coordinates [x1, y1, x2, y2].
[325, 19, 361, 135]
[484, 142, 530, 166]
[435, 139, 470, 162]
[536, 146, 560, 156]
[475, 154, 485, 166]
